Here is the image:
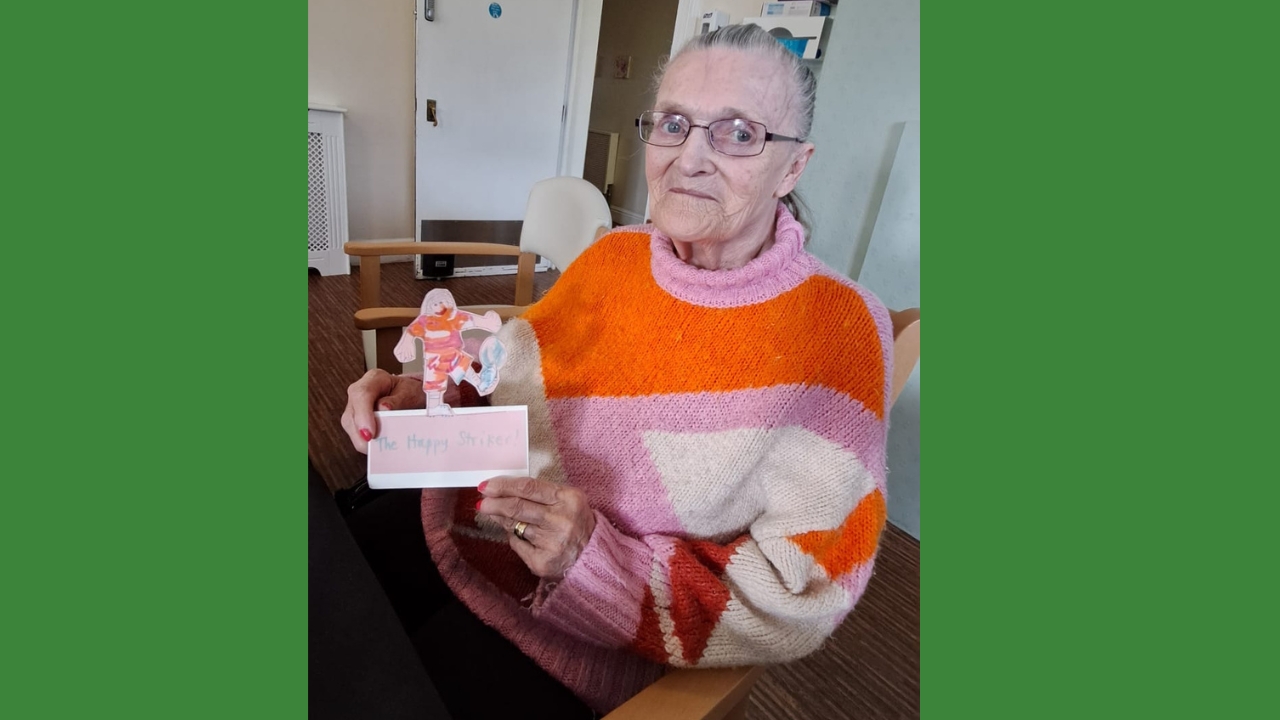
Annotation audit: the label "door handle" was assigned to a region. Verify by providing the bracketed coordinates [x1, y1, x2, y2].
[426, 99, 438, 126]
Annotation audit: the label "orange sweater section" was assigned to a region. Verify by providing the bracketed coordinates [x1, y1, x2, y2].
[522, 231, 887, 417]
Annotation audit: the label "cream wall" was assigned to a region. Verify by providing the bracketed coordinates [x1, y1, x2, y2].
[308, 0, 416, 242]
[589, 0, 680, 225]
[799, 0, 920, 279]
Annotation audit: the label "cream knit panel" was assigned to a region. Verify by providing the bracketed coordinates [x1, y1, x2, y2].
[490, 318, 568, 486]
[640, 426, 877, 665]
[640, 427, 770, 543]
[468, 318, 569, 538]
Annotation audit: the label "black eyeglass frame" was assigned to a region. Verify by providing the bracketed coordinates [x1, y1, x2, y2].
[635, 111, 803, 157]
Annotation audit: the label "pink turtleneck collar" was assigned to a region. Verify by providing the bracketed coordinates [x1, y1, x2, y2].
[648, 202, 817, 308]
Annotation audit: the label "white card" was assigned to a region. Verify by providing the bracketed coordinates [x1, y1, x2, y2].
[366, 406, 529, 489]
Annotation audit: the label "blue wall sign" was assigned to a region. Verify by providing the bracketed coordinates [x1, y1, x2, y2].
[489, 3, 502, 18]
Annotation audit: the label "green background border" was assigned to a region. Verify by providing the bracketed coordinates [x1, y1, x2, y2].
[928, 1, 1278, 717]
[4, 1, 306, 716]
[4, 1, 1278, 717]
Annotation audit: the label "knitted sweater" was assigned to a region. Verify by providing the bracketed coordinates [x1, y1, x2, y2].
[419, 203, 893, 714]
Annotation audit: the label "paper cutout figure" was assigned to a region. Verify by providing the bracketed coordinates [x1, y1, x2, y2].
[394, 288, 506, 415]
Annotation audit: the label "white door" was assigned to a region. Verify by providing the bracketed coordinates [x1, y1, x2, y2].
[415, 0, 576, 228]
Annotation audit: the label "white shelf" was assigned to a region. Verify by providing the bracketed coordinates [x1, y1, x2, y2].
[743, 16, 832, 61]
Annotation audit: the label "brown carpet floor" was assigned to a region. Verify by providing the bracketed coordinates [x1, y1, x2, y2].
[307, 262, 920, 719]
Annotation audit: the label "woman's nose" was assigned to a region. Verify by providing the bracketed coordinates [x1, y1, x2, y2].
[674, 129, 716, 175]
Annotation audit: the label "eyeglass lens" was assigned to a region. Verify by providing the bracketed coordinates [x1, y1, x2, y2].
[638, 112, 767, 156]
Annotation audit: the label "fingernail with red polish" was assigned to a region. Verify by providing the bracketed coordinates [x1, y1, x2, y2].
[359, 428, 373, 442]
[478, 480, 488, 493]
[475, 500, 483, 512]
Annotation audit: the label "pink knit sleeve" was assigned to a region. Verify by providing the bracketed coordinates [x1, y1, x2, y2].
[529, 511, 653, 648]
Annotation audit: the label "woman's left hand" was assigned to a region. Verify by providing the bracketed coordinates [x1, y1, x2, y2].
[477, 476, 596, 581]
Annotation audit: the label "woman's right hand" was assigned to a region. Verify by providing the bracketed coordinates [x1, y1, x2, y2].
[340, 369, 429, 453]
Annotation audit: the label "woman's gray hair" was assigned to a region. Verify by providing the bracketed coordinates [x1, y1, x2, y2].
[652, 24, 818, 236]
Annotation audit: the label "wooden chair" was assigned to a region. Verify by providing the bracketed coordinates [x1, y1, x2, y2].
[343, 177, 611, 372]
[602, 306, 921, 720]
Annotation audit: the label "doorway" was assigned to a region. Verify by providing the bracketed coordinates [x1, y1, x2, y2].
[583, 0, 681, 227]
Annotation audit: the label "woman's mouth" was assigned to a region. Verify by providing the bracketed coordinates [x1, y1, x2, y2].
[670, 188, 714, 200]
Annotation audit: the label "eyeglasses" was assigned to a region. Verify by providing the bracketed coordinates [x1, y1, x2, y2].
[635, 110, 803, 157]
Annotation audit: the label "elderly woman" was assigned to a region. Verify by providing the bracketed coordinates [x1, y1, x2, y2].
[333, 24, 892, 719]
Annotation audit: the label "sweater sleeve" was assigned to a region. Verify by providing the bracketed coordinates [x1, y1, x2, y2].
[530, 462, 887, 668]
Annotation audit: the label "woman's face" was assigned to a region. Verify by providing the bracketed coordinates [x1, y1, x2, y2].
[646, 48, 813, 247]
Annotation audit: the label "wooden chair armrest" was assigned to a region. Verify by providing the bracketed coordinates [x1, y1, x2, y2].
[889, 307, 920, 406]
[354, 305, 529, 331]
[353, 307, 421, 331]
[343, 241, 525, 257]
[602, 667, 764, 720]
[890, 307, 920, 337]
[345, 241, 536, 310]
[458, 304, 528, 321]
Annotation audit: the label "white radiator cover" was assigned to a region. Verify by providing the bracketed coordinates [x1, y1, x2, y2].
[583, 129, 618, 197]
[308, 106, 351, 276]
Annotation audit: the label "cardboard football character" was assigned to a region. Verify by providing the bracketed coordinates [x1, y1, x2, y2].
[394, 288, 507, 415]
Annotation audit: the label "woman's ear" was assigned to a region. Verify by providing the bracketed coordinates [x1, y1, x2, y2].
[774, 142, 815, 198]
